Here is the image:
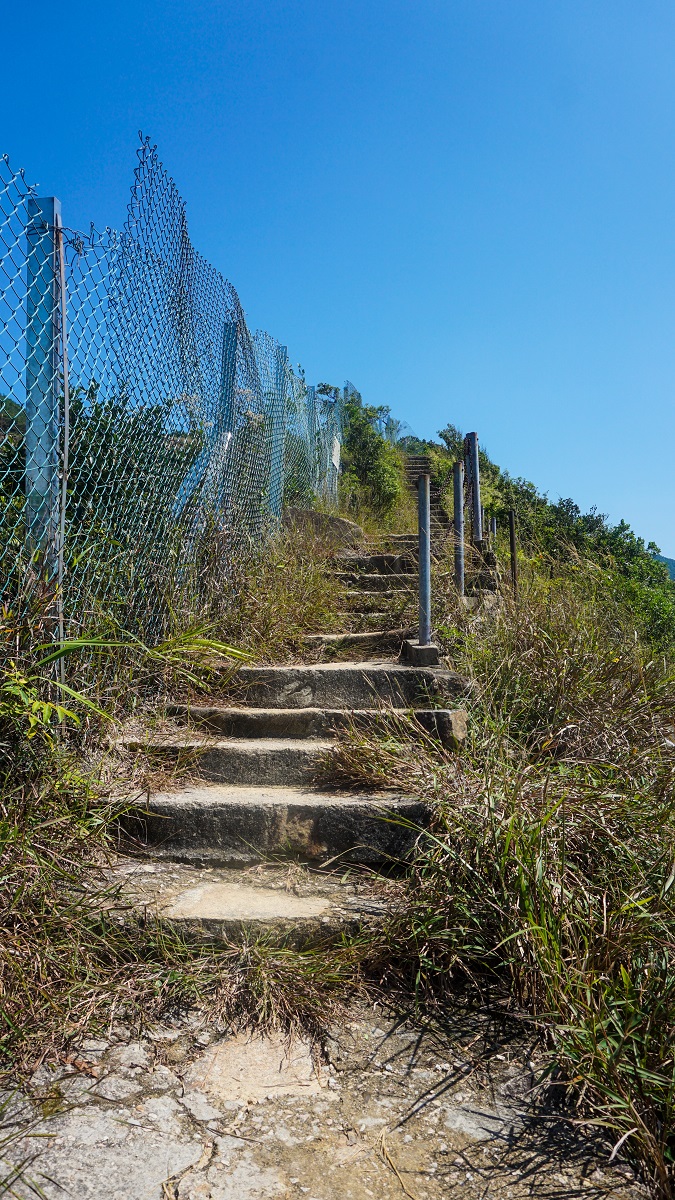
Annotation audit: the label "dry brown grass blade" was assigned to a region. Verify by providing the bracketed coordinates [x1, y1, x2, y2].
[376, 1129, 422, 1200]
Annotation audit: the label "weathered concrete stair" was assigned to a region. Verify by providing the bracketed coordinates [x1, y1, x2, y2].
[121, 535, 469, 941]
[124, 732, 334, 787]
[405, 453, 452, 534]
[337, 571, 414, 591]
[338, 551, 416, 574]
[127, 784, 427, 868]
[227, 662, 467, 708]
[165, 701, 467, 745]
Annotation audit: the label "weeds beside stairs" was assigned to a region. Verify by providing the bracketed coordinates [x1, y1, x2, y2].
[115, 534, 470, 947]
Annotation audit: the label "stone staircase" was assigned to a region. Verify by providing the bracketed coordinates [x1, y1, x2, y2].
[117, 534, 469, 943]
[404, 453, 453, 535]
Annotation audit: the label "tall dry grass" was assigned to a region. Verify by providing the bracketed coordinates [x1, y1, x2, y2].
[326, 566, 675, 1196]
[0, 520, 352, 1082]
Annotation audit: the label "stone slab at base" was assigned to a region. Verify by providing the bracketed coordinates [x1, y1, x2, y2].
[109, 859, 388, 945]
[401, 639, 441, 666]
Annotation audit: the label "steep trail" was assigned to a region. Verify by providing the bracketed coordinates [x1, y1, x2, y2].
[116, 529, 469, 941]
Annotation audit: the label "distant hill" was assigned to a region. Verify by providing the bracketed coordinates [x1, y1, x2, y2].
[655, 554, 675, 580]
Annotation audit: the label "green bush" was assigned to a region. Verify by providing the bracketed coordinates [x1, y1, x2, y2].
[337, 390, 404, 518]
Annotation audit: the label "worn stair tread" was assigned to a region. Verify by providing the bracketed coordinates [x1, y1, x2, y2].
[165, 702, 467, 747]
[121, 733, 336, 787]
[125, 784, 427, 867]
[229, 661, 471, 710]
[123, 733, 335, 752]
[337, 572, 413, 586]
[337, 553, 415, 574]
[340, 589, 405, 598]
[303, 629, 409, 645]
[110, 860, 389, 943]
[146, 783, 413, 807]
[235, 660, 465, 679]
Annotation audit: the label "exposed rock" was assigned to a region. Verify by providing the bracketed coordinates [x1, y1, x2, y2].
[4, 1006, 645, 1200]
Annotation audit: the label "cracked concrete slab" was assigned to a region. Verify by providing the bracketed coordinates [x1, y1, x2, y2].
[2, 1005, 646, 1200]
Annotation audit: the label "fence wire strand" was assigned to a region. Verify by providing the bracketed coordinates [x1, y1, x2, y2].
[0, 139, 344, 640]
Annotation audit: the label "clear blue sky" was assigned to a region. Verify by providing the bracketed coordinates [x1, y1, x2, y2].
[3, 2, 675, 551]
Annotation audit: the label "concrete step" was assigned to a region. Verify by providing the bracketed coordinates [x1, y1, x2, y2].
[303, 629, 411, 656]
[112, 860, 390, 945]
[339, 612, 416, 631]
[122, 733, 333, 787]
[340, 589, 411, 611]
[337, 572, 414, 592]
[167, 702, 467, 747]
[338, 611, 399, 628]
[124, 784, 428, 866]
[337, 553, 415, 575]
[231, 662, 470, 709]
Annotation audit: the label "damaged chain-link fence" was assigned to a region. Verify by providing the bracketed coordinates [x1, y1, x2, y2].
[0, 138, 345, 641]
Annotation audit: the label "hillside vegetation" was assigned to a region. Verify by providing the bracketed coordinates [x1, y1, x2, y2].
[3, 391, 675, 1195]
[332, 398, 675, 1196]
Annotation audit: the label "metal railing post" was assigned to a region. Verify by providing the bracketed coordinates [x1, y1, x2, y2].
[25, 196, 60, 569]
[509, 508, 518, 594]
[418, 472, 431, 646]
[453, 460, 465, 595]
[270, 343, 288, 517]
[490, 515, 497, 540]
[465, 431, 482, 546]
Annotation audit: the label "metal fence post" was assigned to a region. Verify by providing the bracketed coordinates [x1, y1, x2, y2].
[25, 196, 60, 569]
[220, 320, 238, 429]
[465, 431, 482, 546]
[55, 213, 71, 668]
[270, 343, 288, 517]
[306, 384, 317, 492]
[490, 515, 497, 540]
[418, 473, 431, 646]
[509, 508, 518, 594]
[453, 460, 465, 595]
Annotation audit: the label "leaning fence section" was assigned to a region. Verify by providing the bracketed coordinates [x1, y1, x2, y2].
[0, 142, 344, 640]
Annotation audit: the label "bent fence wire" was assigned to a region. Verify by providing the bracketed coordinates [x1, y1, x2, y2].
[0, 139, 344, 642]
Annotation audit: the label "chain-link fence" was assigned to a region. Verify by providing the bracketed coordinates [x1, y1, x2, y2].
[0, 138, 344, 640]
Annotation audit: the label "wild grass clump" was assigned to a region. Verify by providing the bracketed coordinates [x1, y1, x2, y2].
[0, 709, 361, 1077]
[212, 521, 344, 662]
[0, 552, 352, 1081]
[327, 566, 675, 1196]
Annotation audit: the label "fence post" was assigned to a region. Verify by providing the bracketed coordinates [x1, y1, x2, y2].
[418, 473, 431, 646]
[220, 320, 238, 430]
[509, 508, 518, 594]
[55, 213, 70, 671]
[490, 515, 497, 540]
[464, 431, 482, 546]
[25, 196, 60, 570]
[270, 343, 288, 518]
[453, 460, 465, 595]
[306, 384, 317, 492]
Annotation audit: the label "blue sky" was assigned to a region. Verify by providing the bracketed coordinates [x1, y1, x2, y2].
[3, 1, 675, 551]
